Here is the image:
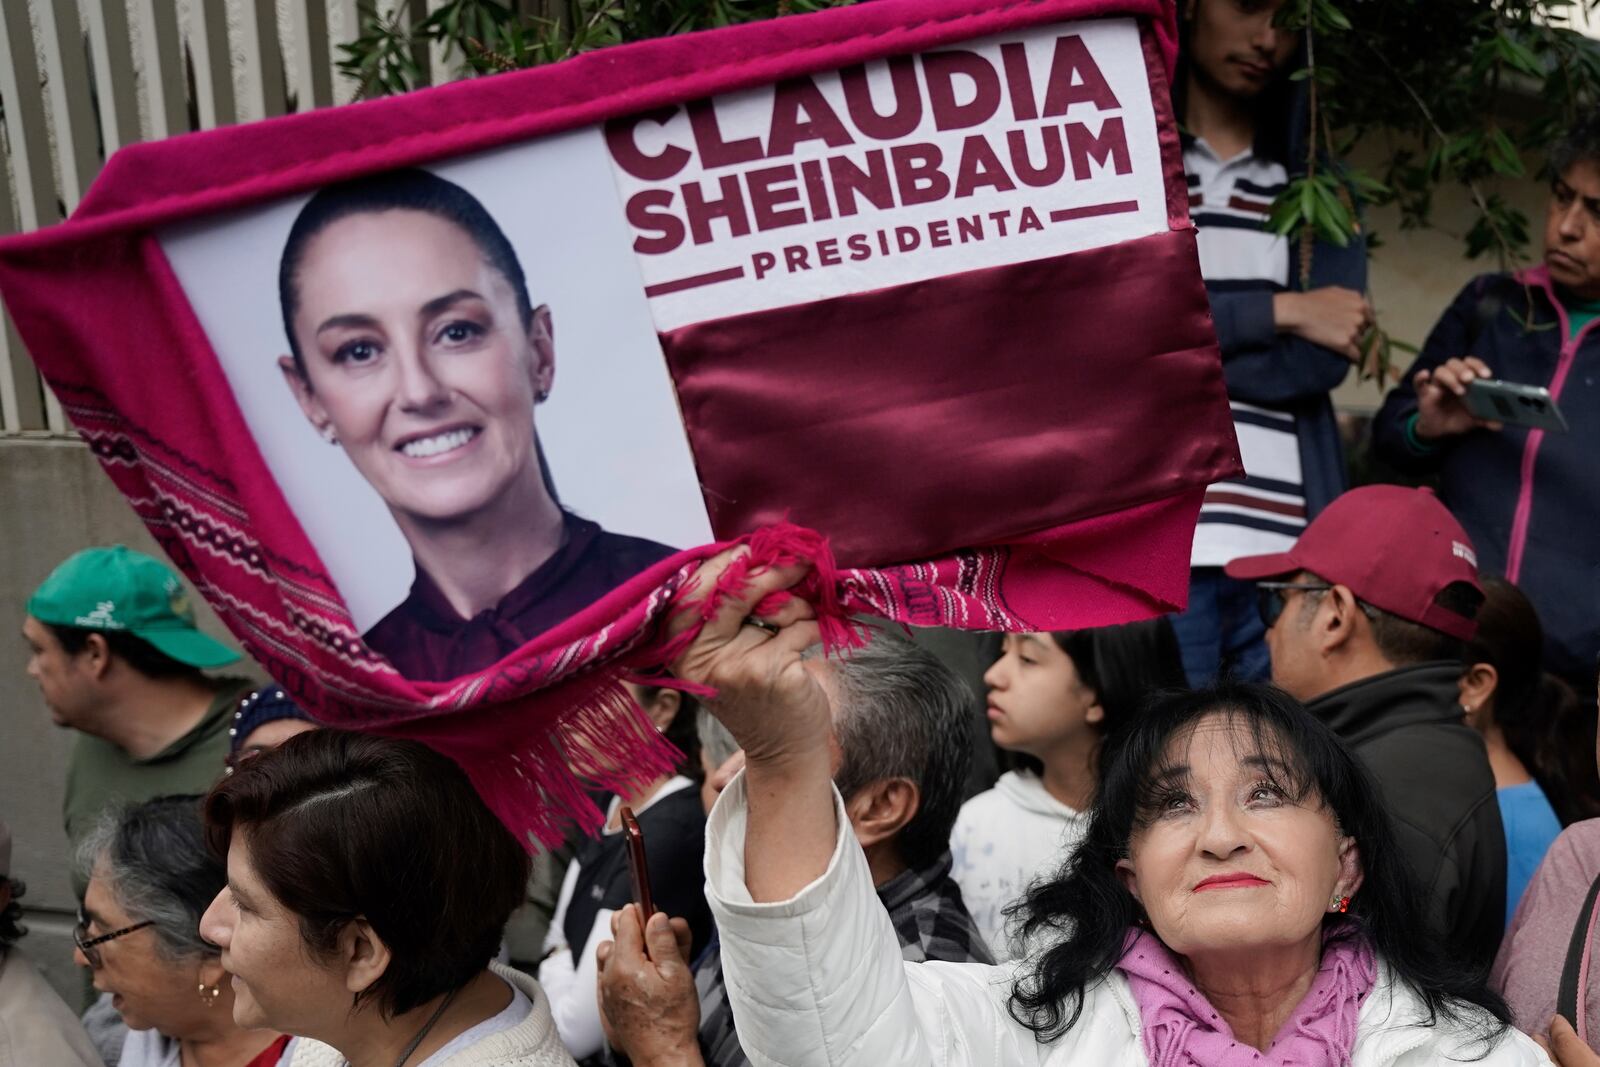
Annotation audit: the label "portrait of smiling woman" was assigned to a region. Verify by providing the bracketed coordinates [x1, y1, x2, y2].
[275, 168, 677, 681]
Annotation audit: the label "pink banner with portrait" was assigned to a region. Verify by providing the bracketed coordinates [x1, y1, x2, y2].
[0, 0, 1238, 844]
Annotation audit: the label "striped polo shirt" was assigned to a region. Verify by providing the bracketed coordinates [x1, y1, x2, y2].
[1185, 136, 1307, 565]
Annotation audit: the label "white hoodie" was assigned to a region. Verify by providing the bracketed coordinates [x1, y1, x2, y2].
[949, 770, 1088, 960]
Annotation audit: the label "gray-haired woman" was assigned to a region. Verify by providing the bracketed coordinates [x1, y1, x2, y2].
[76, 795, 288, 1067]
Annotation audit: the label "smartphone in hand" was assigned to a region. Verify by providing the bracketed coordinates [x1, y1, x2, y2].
[620, 806, 654, 925]
[1465, 378, 1569, 433]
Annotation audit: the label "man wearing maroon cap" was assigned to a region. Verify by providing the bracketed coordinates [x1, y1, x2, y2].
[1227, 484, 1507, 969]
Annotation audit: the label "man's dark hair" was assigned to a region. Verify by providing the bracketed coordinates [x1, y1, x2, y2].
[828, 630, 974, 873]
[1363, 582, 1484, 666]
[278, 167, 535, 370]
[0, 877, 26, 951]
[47, 623, 200, 681]
[205, 730, 530, 1018]
[1550, 112, 1600, 180]
[1299, 574, 1483, 666]
[1009, 684, 1510, 1042]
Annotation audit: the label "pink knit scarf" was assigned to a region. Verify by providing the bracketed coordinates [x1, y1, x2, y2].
[1115, 925, 1377, 1067]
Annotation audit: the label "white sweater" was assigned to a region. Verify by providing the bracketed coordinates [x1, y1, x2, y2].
[949, 770, 1088, 960]
[284, 964, 574, 1067]
[706, 774, 1550, 1067]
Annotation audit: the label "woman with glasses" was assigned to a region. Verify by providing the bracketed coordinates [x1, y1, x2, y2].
[76, 794, 289, 1067]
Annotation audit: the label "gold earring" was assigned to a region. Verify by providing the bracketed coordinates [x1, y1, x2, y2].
[198, 982, 221, 1007]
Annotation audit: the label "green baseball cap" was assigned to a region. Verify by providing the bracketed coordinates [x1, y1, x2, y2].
[26, 546, 241, 669]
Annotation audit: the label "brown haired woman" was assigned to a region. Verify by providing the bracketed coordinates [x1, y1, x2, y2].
[199, 730, 575, 1067]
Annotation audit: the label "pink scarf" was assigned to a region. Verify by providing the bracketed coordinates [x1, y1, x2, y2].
[1115, 925, 1377, 1067]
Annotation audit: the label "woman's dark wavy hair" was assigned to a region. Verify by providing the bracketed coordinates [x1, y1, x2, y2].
[1008, 684, 1510, 1044]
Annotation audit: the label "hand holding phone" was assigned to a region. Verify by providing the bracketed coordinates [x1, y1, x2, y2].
[620, 806, 654, 925]
[1465, 378, 1568, 433]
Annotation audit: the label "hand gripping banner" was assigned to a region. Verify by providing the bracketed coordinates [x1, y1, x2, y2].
[0, 0, 1239, 844]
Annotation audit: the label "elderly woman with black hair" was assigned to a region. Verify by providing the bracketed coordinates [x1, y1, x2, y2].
[199, 730, 574, 1067]
[76, 796, 289, 1067]
[656, 556, 1548, 1067]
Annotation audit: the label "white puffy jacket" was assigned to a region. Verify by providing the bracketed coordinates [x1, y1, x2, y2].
[706, 776, 1550, 1067]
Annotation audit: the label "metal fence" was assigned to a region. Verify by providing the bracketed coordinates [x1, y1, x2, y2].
[0, 0, 520, 435]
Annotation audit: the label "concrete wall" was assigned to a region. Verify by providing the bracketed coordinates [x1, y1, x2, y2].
[0, 437, 241, 1007]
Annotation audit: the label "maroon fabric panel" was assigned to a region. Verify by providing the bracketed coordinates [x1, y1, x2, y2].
[660, 227, 1240, 567]
[1141, 21, 1191, 229]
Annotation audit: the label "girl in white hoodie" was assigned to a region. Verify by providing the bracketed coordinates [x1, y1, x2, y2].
[951, 619, 1186, 959]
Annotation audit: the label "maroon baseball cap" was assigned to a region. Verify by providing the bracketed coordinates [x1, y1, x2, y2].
[1225, 486, 1482, 641]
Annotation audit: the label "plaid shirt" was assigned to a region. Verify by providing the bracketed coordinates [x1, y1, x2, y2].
[694, 850, 994, 1067]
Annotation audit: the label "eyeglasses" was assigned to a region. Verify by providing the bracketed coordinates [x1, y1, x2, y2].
[74, 906, 153, 969]
[1255, 581, 1333, 631]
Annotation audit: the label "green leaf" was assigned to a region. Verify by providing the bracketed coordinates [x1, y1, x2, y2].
[1487, 127, 1527, 177]
[1311, 179, 1354, 246]
[1312, 0, 1352, 31]
[1496, 34, 1547, 78]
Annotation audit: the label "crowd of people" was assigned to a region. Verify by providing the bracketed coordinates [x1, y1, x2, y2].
[6, 0, 1600, 1064]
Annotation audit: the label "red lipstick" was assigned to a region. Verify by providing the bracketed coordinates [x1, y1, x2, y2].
[1193, 873, 1270, 892]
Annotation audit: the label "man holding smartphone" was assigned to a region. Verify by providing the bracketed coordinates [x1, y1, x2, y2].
[1373, 114, 1600, 687]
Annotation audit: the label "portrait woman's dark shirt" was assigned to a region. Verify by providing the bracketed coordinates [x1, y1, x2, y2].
[363, 514, 676, 681]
